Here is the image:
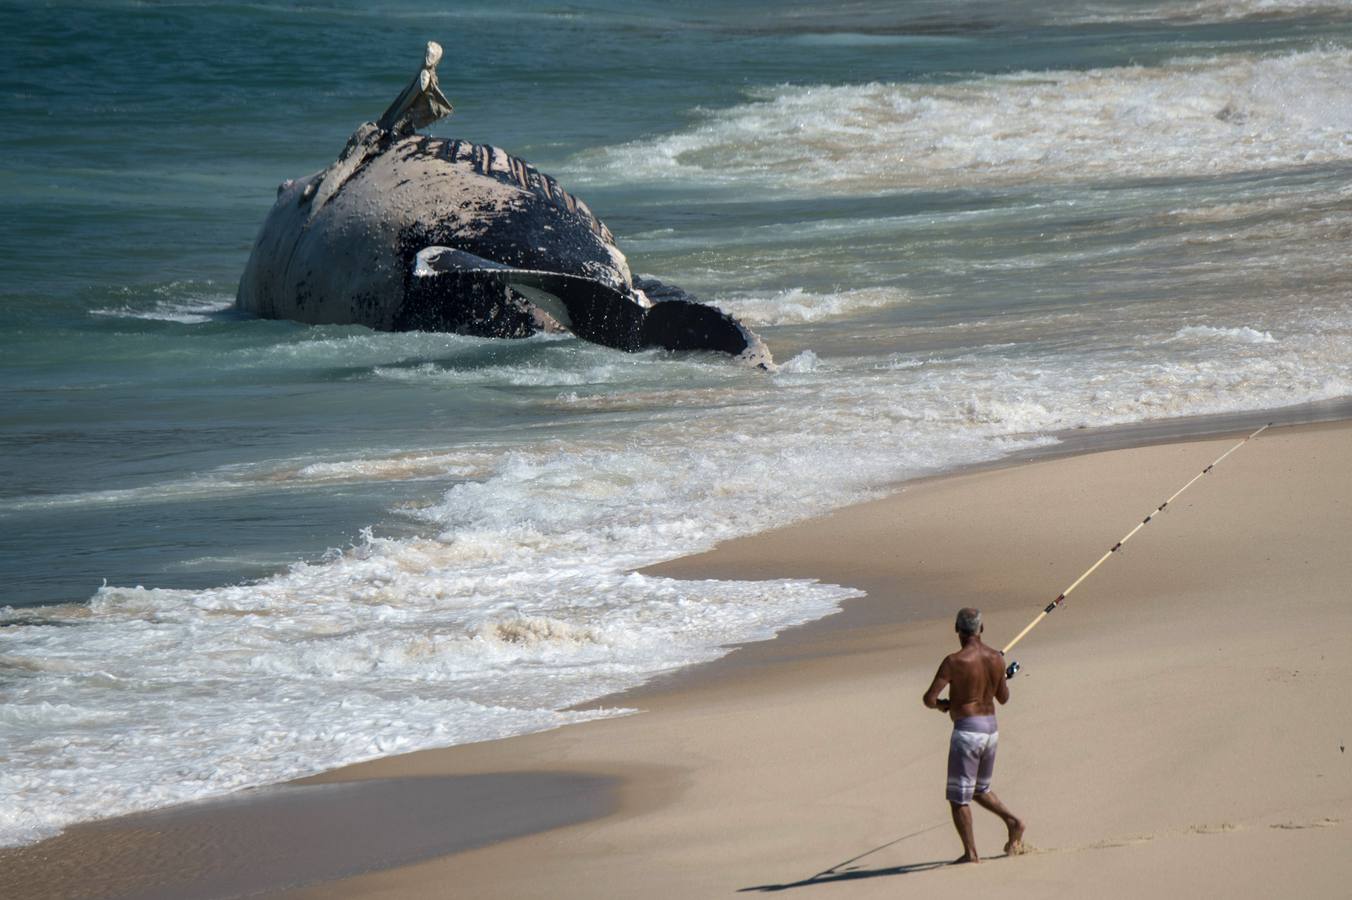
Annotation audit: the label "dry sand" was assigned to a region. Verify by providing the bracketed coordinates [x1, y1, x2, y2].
[5, 422, 1349, 898]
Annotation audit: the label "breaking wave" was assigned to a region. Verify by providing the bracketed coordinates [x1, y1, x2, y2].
[90, 282, 236, 324]
[1052, 0, 1352, 25]
[1171, 325, 1278, 344]
[715, 287, 908, 327]
[573, 48, 1352, 194]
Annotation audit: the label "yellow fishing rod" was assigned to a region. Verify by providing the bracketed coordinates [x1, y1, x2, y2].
[1001, 422, 1272, 679]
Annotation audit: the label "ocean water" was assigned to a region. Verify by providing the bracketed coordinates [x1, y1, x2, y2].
[4, 0, 1352, 847]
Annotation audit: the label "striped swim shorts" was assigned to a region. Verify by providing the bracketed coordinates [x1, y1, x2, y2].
[946, 714, 998, 805]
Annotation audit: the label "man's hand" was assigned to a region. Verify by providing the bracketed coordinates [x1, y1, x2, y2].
[922, 658, 952, 711]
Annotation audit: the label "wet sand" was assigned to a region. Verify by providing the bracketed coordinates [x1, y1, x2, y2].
[5, 419, 1349, 898]
[0, 773, 619, 899]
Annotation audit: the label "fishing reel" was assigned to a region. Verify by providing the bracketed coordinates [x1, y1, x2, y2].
[1006, 660, 1021, 680]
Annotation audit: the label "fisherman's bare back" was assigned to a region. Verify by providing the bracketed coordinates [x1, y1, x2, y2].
[928, 639, 1008, 721]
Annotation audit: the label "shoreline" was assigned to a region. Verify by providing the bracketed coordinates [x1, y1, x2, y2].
[4, 411, 1350, 898]
[303, 416, 1352, 898]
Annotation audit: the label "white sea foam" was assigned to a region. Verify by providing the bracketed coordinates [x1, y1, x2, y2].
[777, 350, 822, 374]
[0, 451, 496, 514]
[0, 527, 857, 846]
[788, 32, 976, 48]
[290, 452, 496, 483]
[1171, 325, 1278, 344]
[374, 360, 628, 388]
[239, 331, 498, 367]
[715, 287, 907, 326]
[571, 48, 1352, 194]
[1053, 0, 1352, 25]
[91, 283, 236, 323]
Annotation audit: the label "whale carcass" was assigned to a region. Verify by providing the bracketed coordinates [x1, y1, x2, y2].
[236, 42, 772, 367]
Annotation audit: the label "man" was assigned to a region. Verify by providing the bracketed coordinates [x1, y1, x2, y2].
[922, 607, 1025, 863]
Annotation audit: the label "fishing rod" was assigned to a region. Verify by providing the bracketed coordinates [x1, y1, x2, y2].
[1001, 422, 1272, 679]
[783, 427, 1270, 884]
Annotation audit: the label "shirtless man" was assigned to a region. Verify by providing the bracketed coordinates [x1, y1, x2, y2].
[922, 607, 1025, 863]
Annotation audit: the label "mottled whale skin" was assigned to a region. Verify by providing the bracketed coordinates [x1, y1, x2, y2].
[236, 43, 771, 367]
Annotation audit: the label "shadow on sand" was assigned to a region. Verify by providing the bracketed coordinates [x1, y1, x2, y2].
[739, 822, 984, 892]
[739, 858, 952, 892]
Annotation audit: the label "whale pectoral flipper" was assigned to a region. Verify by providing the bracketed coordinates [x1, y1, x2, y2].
[413, 247, 645, 350]
[640, 299, 759, 356]
[411, 247, 773, 365]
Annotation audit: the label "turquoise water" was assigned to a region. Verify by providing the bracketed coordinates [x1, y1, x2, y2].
[3, 0, 1352, 845]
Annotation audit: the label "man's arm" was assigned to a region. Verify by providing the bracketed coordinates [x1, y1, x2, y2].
[994, 652, 1010, 705]
[922, 657, 952, 712]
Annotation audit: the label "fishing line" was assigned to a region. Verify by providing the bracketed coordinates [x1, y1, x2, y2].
[1001, 422, 1272, 676]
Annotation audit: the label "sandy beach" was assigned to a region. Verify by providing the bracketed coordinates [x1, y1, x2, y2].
[4, 420, 1349, 898]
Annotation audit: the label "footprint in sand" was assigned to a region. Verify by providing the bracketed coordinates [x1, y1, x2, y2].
[1270, 818, 1340, 830]
[1186, 823, 1239, 835]
[1086, 834, 1154, 849]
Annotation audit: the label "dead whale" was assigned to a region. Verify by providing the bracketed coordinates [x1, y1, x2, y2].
[236, 42, 772, 367]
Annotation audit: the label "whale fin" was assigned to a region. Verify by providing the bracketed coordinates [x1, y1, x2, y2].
[413, 247, 773, 367]
[634, 275, 775, 370]
[414, 247, 645, 349]
[641, 298, 773, 367]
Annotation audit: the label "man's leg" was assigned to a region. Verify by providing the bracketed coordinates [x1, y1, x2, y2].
[947, 728, 983, 863]
[973, 791, 1025, 855]
[948, 801, 980, 863]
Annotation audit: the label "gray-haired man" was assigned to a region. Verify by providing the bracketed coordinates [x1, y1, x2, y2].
[922, 607, 1026, 863]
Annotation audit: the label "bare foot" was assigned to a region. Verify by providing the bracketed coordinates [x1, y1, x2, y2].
[1004, 818, 1026, 855]
[951, 853, 980, 865]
